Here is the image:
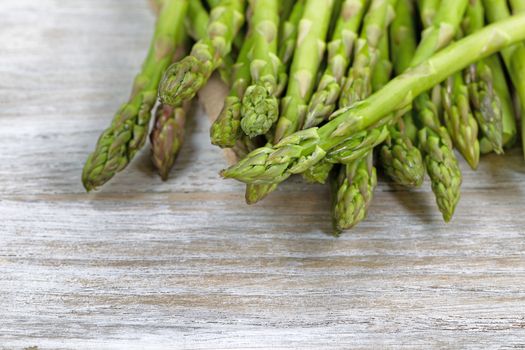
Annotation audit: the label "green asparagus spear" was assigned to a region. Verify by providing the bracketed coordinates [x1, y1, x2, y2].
[221, 13, 525, 186]
[380, 0, 425, 188]
[273, 0, 336, 143]
[245, 0, 335, 204]
[331, 152, 377, 234]
[159, 0, 246, 107]
[339, 0, 396, 107]
[304, 0, 367, 129]
[278, 0, 306, 67]
[417, 0, 440, 28]
[150, 104, 189, 180]
[82, 0, 189, 191]
[412, 0, 465, 219]
[462, 0, 503, 154]
[484, 54, 517, 148]
[441, 72, 480, 169]
[240, 0, 283, 137]
[302, 0, 367, 184]
[410, 0, 468, 67]
[210, 36, 253, 148]
[243, 0, 299, 205]
[330, 17, 393, 231]
[500, 0, 525, 158]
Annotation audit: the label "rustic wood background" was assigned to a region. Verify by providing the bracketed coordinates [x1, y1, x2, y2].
[2, 1, 525, 349]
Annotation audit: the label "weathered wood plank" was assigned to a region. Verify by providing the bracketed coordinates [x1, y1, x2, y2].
[2, 0, 525, 349]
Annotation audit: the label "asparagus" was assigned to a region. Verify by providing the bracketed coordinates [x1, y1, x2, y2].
[339, 0, 396, 107]
[240, 0, 283, 137]
[412, 0, 464, 219]
[329, 21, 394, 230]
[210, 36, 253, 148]
[410, 0, 468, 67]
[417, 0, 439, 28]
[221, 13, 525, 186]
[380, 0, 425, 188]
[243, 2, 304, 204]
[186, 1, 210, 41]
[273, 0, 336, 143]
[278, 0, 306, 67]
[303, 0, 367, 129]
[484, 54, 517, 148]
[245, 0, 335, 204]
[504, 0, 525, 158]
[461, 0, 504, 154]
[302, 0, 367, 184]
[150, 104, 189, 180]
[82, 0, 189, 191]
[440, 73, 480, 169]
[331, 152, 377, 234]
[159, 0, 246, 107]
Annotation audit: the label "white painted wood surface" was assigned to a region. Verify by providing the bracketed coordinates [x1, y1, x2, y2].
[2, 1, 525, 349]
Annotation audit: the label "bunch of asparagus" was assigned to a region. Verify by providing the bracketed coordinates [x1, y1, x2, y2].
[83, 0, 525, 233]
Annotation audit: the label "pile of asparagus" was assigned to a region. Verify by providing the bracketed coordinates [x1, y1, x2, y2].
[82, 0, 525, 233]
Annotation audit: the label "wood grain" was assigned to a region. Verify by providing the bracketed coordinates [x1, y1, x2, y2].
[1, 1, 525, 349]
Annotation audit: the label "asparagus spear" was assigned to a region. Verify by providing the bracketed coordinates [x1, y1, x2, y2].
[417, 0, 439, 28]
[159, 0, 246, 107]
[330, 1, 392, 233]
[339, 0, 396, 107]
[240, 0, 283, 137]
[210, 36, 253, 148]
[302, 0, 368, 184]
[380, 0, 425, 188]
[82, 0, 189, 191]
[221, 13, 525, 186]
[331, 152, 377, 234]
[497, 0, 525, 159]
[410, 0, 468, 67]
[273, 0, 336, 143]
[150, 103, 189, 180]
[303, 0, 367, 129]
[483, 54, 517, 148]
[278, 0, 306, 67]
[243, 1, 308, 204]
[440, 72, 480, 169]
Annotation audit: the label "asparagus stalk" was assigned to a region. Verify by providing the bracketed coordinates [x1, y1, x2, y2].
[417, 0, 440, 29]
[410, 0, 468, 67]
[221, 13, 525, 186]
[329, 22, 393, 231]
[339, 0, 396, 107]
[210, 36, 253, 148]
[301, 0, 367, 184]
[244, 0, 335, 204]
[484, 54, 517, 148]
[503, 0, 525, 158]
[278, 0, 306, 67]
[244, 2, 305, 204]
[440, 72, 480, 169]
[159, 0, 246, 107]
[240, 0, 283, 137]
[273, 0, 336, 143]
[150, 103, 189, 180]
[462, 0, 504, 154]
[82, 0, 189, 191]
[303, 0, 367, 129]
[331, 152, 377, 234]
[380, 0, 425, 188]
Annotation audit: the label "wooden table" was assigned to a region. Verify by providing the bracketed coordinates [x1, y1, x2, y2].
[2, 1, 525, 348]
